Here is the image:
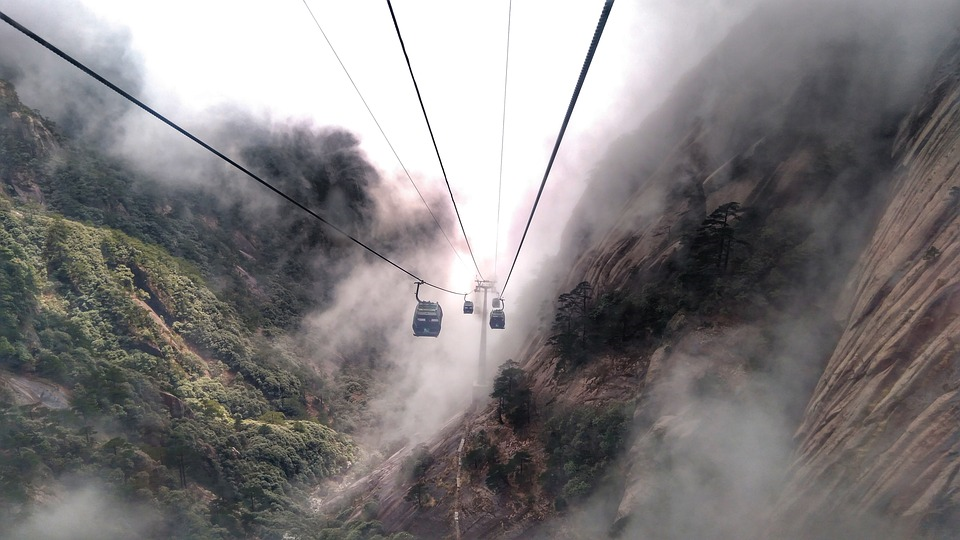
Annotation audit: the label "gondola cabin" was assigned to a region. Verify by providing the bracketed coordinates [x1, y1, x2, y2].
[463, 300, 474, 314]
[493, 298, 502, 309]
[489, 308, 505, 329]
[413, 301, 443, 337]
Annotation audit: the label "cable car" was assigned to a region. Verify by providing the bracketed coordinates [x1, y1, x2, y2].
[489, 308, 505, 329]
[493, 298, 502, 309]
[413, 301, 443, 337]
[463, 300, 474, 314]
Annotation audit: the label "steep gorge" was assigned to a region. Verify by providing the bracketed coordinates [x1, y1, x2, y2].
[771, 39, 960, 539]
[353, 2, 960, 539]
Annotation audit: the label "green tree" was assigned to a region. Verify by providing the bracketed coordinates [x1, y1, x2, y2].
[404, 481, 428, 508]
[687, 202, 746, 276]
[540, 406, 629, 505]
[43, 217, 71, 281]
[548, 281, 595, 369]
[485, 462, 513, 493]
[490, 360, 532, 430]
[510, 450, 534, 486]
[400, 443, 433, 482]
[0, 248, 36, 341]
[463, 430, 494, 472]
[549, 282, 593, 350]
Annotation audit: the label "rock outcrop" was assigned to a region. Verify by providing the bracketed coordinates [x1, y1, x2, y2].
[770, 39, 960, 539]
[0, 78, 60, 202]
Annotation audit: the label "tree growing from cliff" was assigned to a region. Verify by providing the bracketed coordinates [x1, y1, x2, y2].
[689, 202, 745, 275]
[485, 462, 513, 493]
[541, 405, 629, 508]
[463, 430, 498, 474]
[679, 202, 754, 307]
[548, 281, 594, 369]
[405, 481, 428, 508]
[491, 360, 532, 430]
[400, 443, 434, 482]
[510, 450, 534, 486]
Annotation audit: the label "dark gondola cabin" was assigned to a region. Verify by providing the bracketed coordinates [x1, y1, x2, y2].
[413, 301, 443, 337]
[463, 300, 474, 314]
[489, 308, 505, 329]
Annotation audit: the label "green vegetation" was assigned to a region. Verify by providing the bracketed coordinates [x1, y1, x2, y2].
[0, 77, 417, 431]
[400, 443, 435, 482]
[400, 444, 434, 508]
[539, 405, 629, 510]
[490, 360, 532, 430]
[550, 203, 824, 372]
[463, 429, 536, 495]
[0, 78, 447, 537]
[463, 430, 497, 473]
[682, 202, 748, 288]
[0, 79, 385, 336]
[0, 193, 358, 537]
[547, 282, 594, 369]
[308, 520, 416, 540]
[484, 449, 537, 494]
[461, 361, 541, 497]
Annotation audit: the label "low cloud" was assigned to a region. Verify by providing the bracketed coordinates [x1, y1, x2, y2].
[4, 484, 160, 540]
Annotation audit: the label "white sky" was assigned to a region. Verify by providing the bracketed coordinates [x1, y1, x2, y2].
[65, 0, 649, 291]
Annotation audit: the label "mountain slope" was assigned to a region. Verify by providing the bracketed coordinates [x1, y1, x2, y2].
[769, 39, 960, 539]
[0, 189, 363, 537]
[337, 2, 960, 539]
[0, 77, 434, 539]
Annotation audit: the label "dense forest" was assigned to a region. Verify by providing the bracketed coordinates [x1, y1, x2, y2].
[0, 78, 419, 539]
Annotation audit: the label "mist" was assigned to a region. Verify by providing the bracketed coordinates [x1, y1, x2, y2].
[533, 0, 960, 538]
[2, 484, 160, 540]
[0, 0, 144, 145]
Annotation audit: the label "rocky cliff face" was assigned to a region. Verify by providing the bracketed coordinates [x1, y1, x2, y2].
[575, 37, 960, 540]
[570, 30, 960, 540]
[0, 78, 60, 202]
[770, 40, 960, 539]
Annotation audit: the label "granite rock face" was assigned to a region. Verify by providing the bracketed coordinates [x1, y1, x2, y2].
[770, 42, 960, 539]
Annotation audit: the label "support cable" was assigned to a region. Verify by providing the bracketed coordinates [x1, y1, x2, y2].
[0, 9, 468, 296]
[500, 0, 615, 297]
[385, 0, 485, 281]
[494, 0, 513, 280]
[300, 0, 473, 276]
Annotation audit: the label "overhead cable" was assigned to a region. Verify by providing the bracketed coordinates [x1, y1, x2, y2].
[385, 0, 486, 282]
[300, 0, 474, 276]
[0, 9, 468, 296]
[500, 0, 615, 297]
[494, 0, 513, 281]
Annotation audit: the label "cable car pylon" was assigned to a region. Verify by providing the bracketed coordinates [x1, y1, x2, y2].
[473, 279, 498, 397]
